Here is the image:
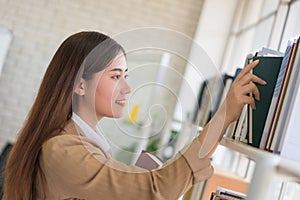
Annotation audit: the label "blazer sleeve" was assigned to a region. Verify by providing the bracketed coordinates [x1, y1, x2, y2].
[39, 134, 213, 200]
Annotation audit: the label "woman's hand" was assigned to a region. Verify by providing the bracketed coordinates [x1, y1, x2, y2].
[197, 60, 266, 159]
[220, 60, 266, 125]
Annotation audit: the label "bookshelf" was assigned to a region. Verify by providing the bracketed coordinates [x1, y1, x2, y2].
[186, 0, 300, 198]
[211, 40, 300, 198]
[220, 137, 265, 161]
[221, 137, 300, 179]
[220, 138, 300, 199]
[183, 35, 300, 200]
[185, 136, 300, 200]
[183, 49, 300, 198]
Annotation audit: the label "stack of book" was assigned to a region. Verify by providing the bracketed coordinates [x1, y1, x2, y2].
[226, 36, 300, 161]
[209, 187, 246, 200]
[193, 35, 300, 162]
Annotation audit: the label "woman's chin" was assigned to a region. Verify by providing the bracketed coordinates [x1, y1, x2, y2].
[110, 112, 124, 119]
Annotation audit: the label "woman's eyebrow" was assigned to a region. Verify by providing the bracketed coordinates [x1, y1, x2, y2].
[109, 68, 128, 72]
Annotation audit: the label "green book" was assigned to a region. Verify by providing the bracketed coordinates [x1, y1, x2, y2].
[250, 56, 283, 147]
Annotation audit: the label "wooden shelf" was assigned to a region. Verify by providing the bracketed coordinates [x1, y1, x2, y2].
[220, 137, 300, 180]
[220, 137, 264, 161]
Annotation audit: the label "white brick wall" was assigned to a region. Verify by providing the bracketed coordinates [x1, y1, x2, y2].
[0, 0, 204, 151]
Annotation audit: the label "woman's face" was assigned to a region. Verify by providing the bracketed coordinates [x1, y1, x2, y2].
[90, 52, 131, 120]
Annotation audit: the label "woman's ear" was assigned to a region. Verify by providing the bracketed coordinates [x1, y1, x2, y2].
[74, 78, 86, 96]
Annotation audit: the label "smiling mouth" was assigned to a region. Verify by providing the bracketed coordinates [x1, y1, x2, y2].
[115, 100, 126, 106]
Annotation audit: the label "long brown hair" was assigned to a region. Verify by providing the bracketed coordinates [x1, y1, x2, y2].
[3, 31, 124, 200]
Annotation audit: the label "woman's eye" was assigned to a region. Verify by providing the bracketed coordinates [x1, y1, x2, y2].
[112, 75, 121, 80]
[125, 74, 129, 79]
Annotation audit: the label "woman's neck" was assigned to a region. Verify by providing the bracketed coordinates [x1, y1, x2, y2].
[73, 110, 99, 130]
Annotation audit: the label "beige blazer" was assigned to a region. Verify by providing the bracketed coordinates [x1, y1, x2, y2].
[36, 120, 213, 200]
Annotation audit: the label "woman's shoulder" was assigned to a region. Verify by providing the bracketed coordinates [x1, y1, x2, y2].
[43, 120, 101, 149]
[42, 121, 84, 149]
[41, 121, 108, 164]
[42, 132, 83, 152]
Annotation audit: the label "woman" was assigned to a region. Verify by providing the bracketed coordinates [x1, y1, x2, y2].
[3, 31, 264, 200]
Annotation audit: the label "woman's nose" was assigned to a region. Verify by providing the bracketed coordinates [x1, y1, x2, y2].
[121, 79, 131, 94]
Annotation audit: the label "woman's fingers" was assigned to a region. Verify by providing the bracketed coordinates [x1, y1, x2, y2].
[243, 96, 256, 110]
[222, 60, 268, 123]
[239, 73, 267, 86]
[241, 82, 261, 101]
[235, 60, 259, 81]
[234, 60, 267, 105]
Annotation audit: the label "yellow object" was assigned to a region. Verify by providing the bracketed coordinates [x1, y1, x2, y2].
[129, 105, 140, 122]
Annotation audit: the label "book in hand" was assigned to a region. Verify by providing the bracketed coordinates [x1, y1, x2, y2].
[135, 150, 163, 170]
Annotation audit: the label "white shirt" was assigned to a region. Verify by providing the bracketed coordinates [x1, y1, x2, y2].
[72, 112, 111, 154]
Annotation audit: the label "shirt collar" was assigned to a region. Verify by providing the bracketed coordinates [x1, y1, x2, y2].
[72, 112, 111, 154]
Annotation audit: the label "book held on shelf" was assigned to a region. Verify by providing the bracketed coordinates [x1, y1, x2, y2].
[249, 56, 283, 148]
[267, 37, 300, 152]
[221, 35, 300, 164]
[259, 40, 294, 150]
[187, 36, 300, 199]
[279, 37, 300, 162]
[209, 186, 246, 200]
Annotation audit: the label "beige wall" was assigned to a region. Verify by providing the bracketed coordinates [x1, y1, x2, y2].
[0, 0, 204, 150]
